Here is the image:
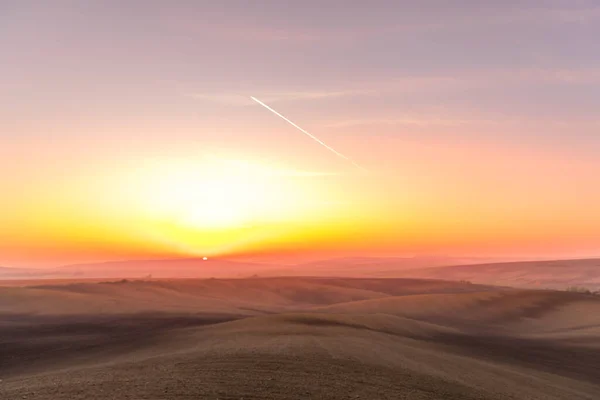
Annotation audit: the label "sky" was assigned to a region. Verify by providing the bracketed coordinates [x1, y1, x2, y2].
[2, 1, 600, 267]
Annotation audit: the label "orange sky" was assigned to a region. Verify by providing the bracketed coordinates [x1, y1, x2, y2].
[2, 2, 600, 267]
[3, 132, 600, 267]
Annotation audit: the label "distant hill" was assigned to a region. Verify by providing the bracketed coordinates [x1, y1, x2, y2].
[397, 258, 600, 291]
[0, 266, 42, 279]
[0, 259, 279, 280]
[0, 256, 499, 281]
[252, 256, 502, 277]
[2, 257, 599, 291]
[54, 258, 281, 279]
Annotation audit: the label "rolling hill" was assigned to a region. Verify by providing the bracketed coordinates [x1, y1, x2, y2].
[397, 258, 600, 291]
[0, 277, 598, 399]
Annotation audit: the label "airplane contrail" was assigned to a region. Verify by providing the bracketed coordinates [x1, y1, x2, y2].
[250, 96, 366, 171]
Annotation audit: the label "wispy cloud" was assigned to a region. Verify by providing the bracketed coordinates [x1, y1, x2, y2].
[323, 117, 473, 129]
[188, 93, 251, 106]
[188, 67, 600, 107]
[521, 68, 600, 84]
[324, 113, 600, 131]
[199, 156, 342, 178]
[188, 89, 373, 106]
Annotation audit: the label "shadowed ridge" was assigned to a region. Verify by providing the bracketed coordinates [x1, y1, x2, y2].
[398, 258, 600, 290]
[316, 289, 600, 333]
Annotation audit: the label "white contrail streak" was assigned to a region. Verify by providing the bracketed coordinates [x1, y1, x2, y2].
[250, 96, 366, 171]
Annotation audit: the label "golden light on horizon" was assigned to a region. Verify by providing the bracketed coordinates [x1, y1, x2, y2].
[115, 156, 347, 258]
[4, 137, 600, 269]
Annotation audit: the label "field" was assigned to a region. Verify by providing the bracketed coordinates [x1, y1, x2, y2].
[0, 277, 598, 399]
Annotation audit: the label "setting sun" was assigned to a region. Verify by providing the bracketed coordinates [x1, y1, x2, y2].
[149, 163, 264, 230]
[134, 158, 321, 230]
[80, 156, 346, 259]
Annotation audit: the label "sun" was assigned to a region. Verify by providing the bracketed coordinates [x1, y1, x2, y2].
[177, 177, 255, 229]
[126, 156, 334, 256]
[139, 158, 285, 231]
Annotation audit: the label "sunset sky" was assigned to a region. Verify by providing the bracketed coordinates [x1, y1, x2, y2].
[2, 1, 600, 267]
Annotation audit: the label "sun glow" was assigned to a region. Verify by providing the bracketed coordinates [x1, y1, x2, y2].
[164, 174, 258, 230]
[118, 157, 341, 256]
[140, 159, 288, 230]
